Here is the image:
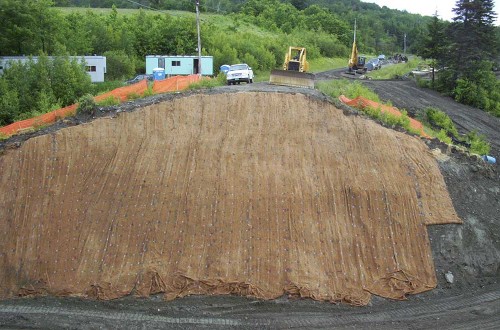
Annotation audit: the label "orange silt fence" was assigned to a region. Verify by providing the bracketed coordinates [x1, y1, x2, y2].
[152, 74, 201, 94]
[0, 80, 148, 137]
[339, 95, 430, 138]
[0, 76, 205, 137]
[95, 80, 148, 102]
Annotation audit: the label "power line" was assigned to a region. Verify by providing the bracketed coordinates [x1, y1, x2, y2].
[121, 0, 170, 14]
[121, 0, 229, 15]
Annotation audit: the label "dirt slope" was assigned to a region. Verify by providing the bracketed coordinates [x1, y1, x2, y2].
[0, 92, 460, 305]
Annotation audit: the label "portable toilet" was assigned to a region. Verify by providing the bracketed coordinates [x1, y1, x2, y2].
[220, 64, 230, 74]
[153, 67, 165, 80]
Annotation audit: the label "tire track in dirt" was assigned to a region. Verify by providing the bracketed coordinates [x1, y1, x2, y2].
[0, 286, 499, 329]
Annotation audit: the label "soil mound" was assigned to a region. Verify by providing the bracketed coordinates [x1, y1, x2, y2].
[0, 92, 461, 305]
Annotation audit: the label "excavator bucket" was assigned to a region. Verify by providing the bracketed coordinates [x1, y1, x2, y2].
[269, 69, 315, 89]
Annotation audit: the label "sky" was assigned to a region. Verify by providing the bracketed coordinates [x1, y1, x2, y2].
[364, 0, 499, 25]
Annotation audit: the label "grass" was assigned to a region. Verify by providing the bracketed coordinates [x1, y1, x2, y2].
[317, 79, 381, 102]
[309, 57, 348, 73]
[126, 92, 142, 101]
[419, 107, 491, 155]
[91, 81, 126, 96]
[366, 58, 422, 79]
[188, 75, 226, 90]
[97, 95, 121, 106]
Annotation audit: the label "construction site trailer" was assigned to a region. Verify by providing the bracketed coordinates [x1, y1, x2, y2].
[146, 55, 213, 76]
[0, 56, 106, 83]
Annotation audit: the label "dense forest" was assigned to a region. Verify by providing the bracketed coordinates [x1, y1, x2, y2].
[0, 0, 499, 126]
[43, 0, 433, 55]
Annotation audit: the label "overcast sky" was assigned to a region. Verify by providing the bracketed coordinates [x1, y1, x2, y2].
[364, 0, 499, 25]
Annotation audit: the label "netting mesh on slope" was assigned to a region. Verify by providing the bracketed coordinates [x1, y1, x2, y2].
[0, 93, 461, 305]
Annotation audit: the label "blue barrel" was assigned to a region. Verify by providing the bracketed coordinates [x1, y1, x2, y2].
[482, 155, 497, 164]
[220, 64, 230, 74]
[153, 68, 165, 80]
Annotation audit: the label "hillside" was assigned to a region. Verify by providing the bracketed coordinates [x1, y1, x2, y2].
[0, 91, 461, 304]
[0, 85, 498, 329]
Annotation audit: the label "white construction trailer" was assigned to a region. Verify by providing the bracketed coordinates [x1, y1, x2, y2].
[0, 56, 107, 83]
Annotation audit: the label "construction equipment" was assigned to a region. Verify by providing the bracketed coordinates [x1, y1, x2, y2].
[269, 47, 315, 88]
[346, 20, 367, 75]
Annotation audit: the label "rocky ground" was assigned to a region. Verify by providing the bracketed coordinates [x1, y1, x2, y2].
[0, 80, 499, 329]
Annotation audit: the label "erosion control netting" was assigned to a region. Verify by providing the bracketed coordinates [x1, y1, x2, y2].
[0, 93, 461, 305]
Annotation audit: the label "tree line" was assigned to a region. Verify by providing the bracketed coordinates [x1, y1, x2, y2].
[0, 0, 498, 126]
[416, 0, 499, 116]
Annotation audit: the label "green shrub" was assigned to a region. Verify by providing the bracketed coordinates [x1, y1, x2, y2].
[398, 110, 412, 131]
[96, 95, 121, 106]
[126, 92, 141, 100]
[91, 81, 125, 95]
[142, 86, 154, 97]
[424, 107, 459, 138]
[188, 76, 225, 90]
[77, 94, 97, 114]
[435, 129, 452, 144]
[103, 50, 136, 81]
[466, 131, 491, 155]
[415, 76, 431, 88]
[317, 79, 380, 102]
[364, 106, 382, 120]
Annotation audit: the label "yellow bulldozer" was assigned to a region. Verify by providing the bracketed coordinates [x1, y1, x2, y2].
[269, 47, 315, 88]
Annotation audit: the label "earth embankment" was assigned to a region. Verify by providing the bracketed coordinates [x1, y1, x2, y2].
[0, 92, 460, 305]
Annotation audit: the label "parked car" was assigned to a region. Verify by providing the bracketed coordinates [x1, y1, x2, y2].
[226, 63, 254, 85]
[125, 74, 153, 85]
[366, 58, 382, 71]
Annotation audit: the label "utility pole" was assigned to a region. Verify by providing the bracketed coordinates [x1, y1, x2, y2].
[196, 0, 202, 76]
[404, 33, 407, 55]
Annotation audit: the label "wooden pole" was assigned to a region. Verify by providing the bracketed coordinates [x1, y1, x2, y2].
[196, 0, 202, 76]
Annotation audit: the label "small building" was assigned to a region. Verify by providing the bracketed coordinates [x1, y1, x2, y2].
[146, 55, 213, 76]
[0, 56, 106, 83]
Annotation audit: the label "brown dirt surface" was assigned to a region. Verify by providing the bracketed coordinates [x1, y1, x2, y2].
[0, 91, 460, 305]
[0, 82, 499, 329]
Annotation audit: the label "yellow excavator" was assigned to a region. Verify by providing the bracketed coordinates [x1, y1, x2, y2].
[347, 20, 367, 75]
[269, 47, 315, 88]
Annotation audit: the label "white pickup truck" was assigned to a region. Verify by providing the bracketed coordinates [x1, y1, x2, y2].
[226, 63, 254, 85]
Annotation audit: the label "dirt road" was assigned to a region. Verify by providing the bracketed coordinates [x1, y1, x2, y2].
[0, 82, 499, 329]
[1, 284, 499, 329]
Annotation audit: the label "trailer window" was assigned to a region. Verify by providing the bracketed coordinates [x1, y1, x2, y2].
[86, 66, 97, 72]
[172, 61, 181, 67]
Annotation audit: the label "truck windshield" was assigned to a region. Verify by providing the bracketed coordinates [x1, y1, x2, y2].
[229, 64, 247, 71]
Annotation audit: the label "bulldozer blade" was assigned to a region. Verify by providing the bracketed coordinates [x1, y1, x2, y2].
[269, 70, 315, 89]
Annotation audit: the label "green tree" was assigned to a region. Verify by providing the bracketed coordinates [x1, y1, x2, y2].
[103, 50, 136, 80]
[440, 0, 500, 114]
[0, 78, 20, 125]
[416, 13, 448, 87]
[449, 0, 498, 76]
[0, 0, 35, 55]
